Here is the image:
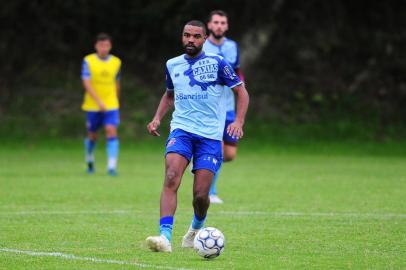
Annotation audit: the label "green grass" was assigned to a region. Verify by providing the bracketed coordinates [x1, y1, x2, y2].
[0, 139, 406, 269]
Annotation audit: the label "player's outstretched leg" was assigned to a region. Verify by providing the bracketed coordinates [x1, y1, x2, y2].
[182, 169, 212, 248]
[146, 216, 174, 252]
[84, 138, 96, 173]
[147, 153, 188, 253]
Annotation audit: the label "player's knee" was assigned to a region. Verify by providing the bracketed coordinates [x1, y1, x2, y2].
[223, 153, 236, 162]
[164, 169, 179, 189]
[88, 132, 98, 141]
[105, 126, 117, 138]
[223, 150, 237, 162]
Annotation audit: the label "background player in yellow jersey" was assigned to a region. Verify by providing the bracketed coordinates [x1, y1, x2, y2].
[81, 33, 121, 176]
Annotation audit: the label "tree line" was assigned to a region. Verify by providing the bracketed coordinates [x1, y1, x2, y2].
[1, 0, 405, 136]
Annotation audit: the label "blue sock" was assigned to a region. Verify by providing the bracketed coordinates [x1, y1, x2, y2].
[84, 138, 96, 163]
[209, 166, 221, 195]
[191, 213, 206, 230]
[160, 216, 174, 242]
[106, 137, 119, 170]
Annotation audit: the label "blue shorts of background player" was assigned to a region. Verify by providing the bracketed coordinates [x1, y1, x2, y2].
[86, 109, 120, 132]
[165, 129, 223, 174]
[223, 110, 238, 145]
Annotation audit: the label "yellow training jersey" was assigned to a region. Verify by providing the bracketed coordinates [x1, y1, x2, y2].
[81, 53, 121, 111]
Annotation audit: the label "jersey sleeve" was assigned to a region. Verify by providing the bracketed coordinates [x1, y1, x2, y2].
[165, 66, 174, 90]
[224, 40, 239, 69]
[218, 58, 242, 89]
[81, 59, 91, 80]
[234, 43, 240, 69]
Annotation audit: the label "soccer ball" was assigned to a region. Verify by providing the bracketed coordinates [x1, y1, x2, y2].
[193, 227, 225, 259]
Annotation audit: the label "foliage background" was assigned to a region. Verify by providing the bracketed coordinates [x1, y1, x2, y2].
[1, 0, 405, 141]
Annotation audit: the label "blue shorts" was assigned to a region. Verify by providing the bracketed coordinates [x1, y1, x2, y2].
[223, 111, 238, 145]
[86, 110, 120, 132]
[165, 129, 222, 174]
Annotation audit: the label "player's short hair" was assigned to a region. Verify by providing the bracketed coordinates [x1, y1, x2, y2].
[95, 32, 112, 43]
[208, 10, 228, 22]
[185, 20, 207, 36]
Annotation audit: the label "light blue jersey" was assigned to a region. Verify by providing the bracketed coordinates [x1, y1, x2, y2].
[165, 52, 242, 141]
[203, 38, 240, 115]
[203, 38, 240, 69]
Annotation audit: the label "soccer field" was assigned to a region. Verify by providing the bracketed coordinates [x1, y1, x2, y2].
[1, 140, 405, 269]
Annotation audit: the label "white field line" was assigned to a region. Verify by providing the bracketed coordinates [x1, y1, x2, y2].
[0, 209, 138, 215]
[217, 211, 406, 219]
[0, 247, 195, 270]
[0, 209, 406, 219]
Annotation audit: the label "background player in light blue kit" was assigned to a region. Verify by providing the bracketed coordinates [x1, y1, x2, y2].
[146, 20, 249, 253]
[203, 10, 245, 203]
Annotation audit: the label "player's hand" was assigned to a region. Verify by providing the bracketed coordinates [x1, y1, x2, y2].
[147, 119, 161, 136]
[227, 120, 244, 139]
[97, 101, 107, 111]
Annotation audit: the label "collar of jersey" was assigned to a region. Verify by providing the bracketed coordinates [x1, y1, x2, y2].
[207, 37, 228, 48]
[184, 51, 206, 63]
[96, 54, 111, 62]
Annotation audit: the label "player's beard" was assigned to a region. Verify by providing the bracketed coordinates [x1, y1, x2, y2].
[184, 43, 202, 57]
[209, 30, 225, 40]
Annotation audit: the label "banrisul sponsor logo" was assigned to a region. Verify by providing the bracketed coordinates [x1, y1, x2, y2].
[192, 59, 218, 83]
[175, 93, 209, 100]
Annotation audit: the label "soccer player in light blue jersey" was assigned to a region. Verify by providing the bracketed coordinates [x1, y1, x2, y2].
[203, 10, 245, 203]
[145, 20, 249, 253]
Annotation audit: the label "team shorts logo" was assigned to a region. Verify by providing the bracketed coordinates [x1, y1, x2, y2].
[167, 138, 176, 147]
[202, 156, 218, 165]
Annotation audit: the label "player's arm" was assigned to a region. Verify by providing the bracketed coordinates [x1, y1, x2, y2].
[228, 84, 249, 139]
[147, 66, 175, 136]
[82, 79, 106, 111]
[234, 44, 245, 84]
[234, 68, 245, 83]
[81, 60, 106, 111]
[219, 59, 249, 139]
[147, 90, 174, 136]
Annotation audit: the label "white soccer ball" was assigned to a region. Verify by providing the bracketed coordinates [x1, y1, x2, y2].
[193, 227, 225, 259]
